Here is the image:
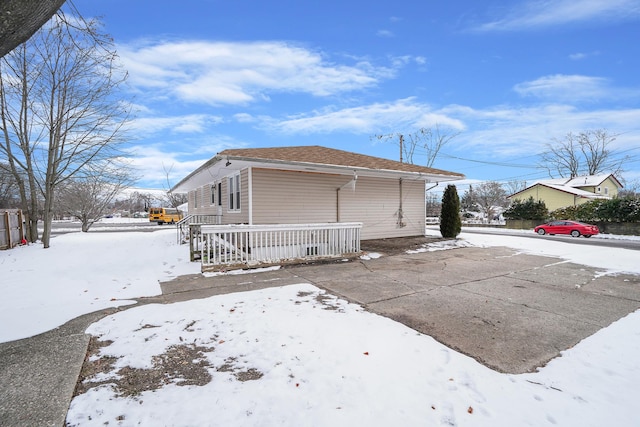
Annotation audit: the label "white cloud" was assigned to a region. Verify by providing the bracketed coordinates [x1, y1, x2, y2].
[414, 56, 427, 65]
[570, 53, 588, 60]
[472, 0, 640, 31]
[118, 41, 396, 106]
[233, 113, 256, 123]
[128, 114, 223, 136]
[377, 30, 395, 38]
[125, 137, 242, 188]
[514, 74, 611, 101]
[254, 94, 640, 160]
[441, 103, 640, 156]
[569, 51, 600, 60]
[260, 98, 465, 135]
[513, 74, 640, 102]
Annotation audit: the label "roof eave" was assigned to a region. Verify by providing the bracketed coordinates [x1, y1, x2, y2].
[225, 155, 464, 181]
[171, 154, 464, 193]
[170, 156, 223, 193]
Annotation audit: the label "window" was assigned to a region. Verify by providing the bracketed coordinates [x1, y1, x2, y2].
[217, 182, 222, 206]
[228, 173, 241, 211]
[211, 184, 216, 205]
[604, 186, 609, 195]
[597, 186, 601, 193]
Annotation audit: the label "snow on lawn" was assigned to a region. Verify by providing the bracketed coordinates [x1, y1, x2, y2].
[0, 229, 200, 343]
[3, 224, 640, 425]
[66, 284, 640, 427]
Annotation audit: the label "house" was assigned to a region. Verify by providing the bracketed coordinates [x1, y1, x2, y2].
[507, 174, 623, 212]
[171, 146, 465, 240]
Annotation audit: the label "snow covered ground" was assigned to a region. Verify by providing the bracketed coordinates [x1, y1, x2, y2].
[1, 223, 639, 426]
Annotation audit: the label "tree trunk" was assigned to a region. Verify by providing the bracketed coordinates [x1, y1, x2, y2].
[0, 0, 66, 57]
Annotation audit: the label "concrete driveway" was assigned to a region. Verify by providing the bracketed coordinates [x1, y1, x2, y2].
[3, 242, 639, 426]
[162, 244, 640, 374]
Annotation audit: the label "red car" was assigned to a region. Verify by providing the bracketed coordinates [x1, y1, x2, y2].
[534, 220, 599, 238]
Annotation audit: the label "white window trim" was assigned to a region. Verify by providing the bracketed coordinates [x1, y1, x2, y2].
[228, 172, 241, 212]
[195, 188, 202, 208]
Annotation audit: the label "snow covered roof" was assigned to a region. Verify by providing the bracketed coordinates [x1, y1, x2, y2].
[537, 174, 622, 189]
[538, 183, 610, 199]
[508, 173, 621, 200]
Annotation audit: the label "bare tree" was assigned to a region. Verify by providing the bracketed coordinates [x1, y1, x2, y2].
[162, 163, 188, 208]
[460, 184, 479, 213]
[123, 191, 152, 215]
[619, 179, 640, 197]
[504, 179, 527, 196]
[56, 162, 136, 232]
[0, 162, 19, 208]
[0, 11, 131, 247]
[473, 181, 508, 223]
[373, 124, 460, 166]
[539, 130, 627, 178]
[425, 192, 441, 217]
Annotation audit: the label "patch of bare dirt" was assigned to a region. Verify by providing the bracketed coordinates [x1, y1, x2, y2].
[360, 235, 444, 256]
[73, 338, 215, 398]
[296, 290, 343, 311]
[73, 334, 267, 401]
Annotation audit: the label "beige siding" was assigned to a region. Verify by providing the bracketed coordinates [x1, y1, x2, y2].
[188, 167, 427, 238]
[596, 177, 619, 198]
[188, 190, 196, 211]
[340, 177, 425, 239]
[251, 168, 425, 240]
[252, 168, 343, 223]
[190, 185, 214, 214]
[513, 185, 589, 212]
[187, 170, 249, 225]
[217, 169, 249, 224]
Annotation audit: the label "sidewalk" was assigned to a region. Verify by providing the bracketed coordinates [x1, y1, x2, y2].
[2, 244, 640, 426]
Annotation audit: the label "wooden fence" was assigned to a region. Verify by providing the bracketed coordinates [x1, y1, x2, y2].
[0, 209, 25, 250]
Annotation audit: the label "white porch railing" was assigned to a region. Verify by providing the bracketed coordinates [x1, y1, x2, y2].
[199, 222, 362, 270]
[177, 214, 221, 245]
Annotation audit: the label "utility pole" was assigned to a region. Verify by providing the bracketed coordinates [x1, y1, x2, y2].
[399, 134, 403, 163]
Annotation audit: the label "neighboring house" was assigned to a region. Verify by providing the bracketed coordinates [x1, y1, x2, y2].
[171, 146, 464, 240]
[508, 174, 623, 212]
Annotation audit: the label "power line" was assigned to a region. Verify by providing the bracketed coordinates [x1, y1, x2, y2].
[438, 153, 541, 169]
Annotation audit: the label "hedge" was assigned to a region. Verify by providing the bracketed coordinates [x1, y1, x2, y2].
[549, 196, 640, 223]
[503, 197, 548, 220]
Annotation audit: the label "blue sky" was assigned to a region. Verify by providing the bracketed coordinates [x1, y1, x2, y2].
[73, 0, 640, 191]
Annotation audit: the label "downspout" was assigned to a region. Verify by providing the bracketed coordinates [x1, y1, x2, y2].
[248, 166, 253, 225]
[247, 167, 253, 261]
[397, 178, 406, 228]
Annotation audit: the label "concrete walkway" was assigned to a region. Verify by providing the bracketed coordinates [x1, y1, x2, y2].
[2, 245, 640, 426]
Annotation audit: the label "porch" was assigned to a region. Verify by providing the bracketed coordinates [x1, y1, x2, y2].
[196, 222, 362, 272]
